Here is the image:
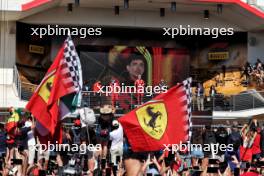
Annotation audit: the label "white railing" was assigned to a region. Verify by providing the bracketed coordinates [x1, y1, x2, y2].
[12, 67, 264, 113]
[212, 90, 264, 111]
[13, 65, 21, 99]
[20, 82, 38, 101]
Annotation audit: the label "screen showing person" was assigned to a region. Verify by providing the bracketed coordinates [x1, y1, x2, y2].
[124, 53, 146, 85]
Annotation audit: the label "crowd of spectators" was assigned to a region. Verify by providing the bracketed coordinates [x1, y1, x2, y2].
[0, 105, 264, 176]
[241, 59, 264, 86]
[192, 59, 264, 112]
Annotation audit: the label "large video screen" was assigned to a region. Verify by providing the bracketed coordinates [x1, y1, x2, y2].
[78, 45, 190, 88]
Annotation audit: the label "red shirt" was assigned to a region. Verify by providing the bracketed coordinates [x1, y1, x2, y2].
[135, 79, 145, 88]
[32, 168, 39, 176]
[74, 119, 81, 126]
[110, 81, 120, 95]
[172, 160, 182, 172]
[240, 171, 259, 176]
[252, 133, 261, 155]
[93, 82, 102, 92]
[6, 128, 16, 144]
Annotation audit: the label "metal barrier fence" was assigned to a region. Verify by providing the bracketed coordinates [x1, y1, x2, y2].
[79, 90, 264, 112]
[16, 87, 264, 112]
[15, 87, 264, 112]
[82, 91, 154, 111]
[21, 82, 37, 101]
[12, 65, 264, 112]
[212, 91, 264, 111]
[191, 91, 264, 112]
[13, 65, 38, 101]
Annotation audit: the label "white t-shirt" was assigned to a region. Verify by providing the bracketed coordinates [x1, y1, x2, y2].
[25, 121, 36, 146]
[77, 108, 86, 128]
[109, 125, 123, 151]
[77, 107, 96, 128]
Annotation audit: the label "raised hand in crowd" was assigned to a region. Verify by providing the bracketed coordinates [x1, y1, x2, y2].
[117, 160, 125, 176]
[152, 156, 162, 173]
[141, 154, 153, 173]
[159, 159, 170, 176]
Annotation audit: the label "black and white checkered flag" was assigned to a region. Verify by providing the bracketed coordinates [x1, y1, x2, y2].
[182, 77, 192, 141]
[60, 36, 83, 93]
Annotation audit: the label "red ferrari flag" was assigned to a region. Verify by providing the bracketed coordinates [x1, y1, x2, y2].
[118, 78, 192, 152]
[26, 36, 82, 137]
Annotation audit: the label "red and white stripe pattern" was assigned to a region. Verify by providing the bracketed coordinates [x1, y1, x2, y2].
[60, 36, 83, 93]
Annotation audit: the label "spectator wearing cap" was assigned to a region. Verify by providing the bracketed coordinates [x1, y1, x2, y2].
[97, 105, 114, 159]
[109, 119, 123, 165]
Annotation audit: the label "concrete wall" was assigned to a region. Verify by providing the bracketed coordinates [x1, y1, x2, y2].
[258, 0, 264, 6]
[20, 7, 264, 63]
[0, 21, 18, 107]
[0, 0, 32, 11]
[248, 32, 264, 64]
[0, 85, 27, 108]
[20, 7, 243, 30]
[0, 21, 16, 85]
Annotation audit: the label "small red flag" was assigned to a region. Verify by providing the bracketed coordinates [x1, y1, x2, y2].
[118, 78, 192, 152]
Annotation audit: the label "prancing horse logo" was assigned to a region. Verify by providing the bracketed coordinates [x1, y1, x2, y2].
[136, 102, 168, 140]
[144, 106, 162, 132]
[38, 74, 55, 103]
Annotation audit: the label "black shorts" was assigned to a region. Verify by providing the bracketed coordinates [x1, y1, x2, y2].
[7, 143, 15, 150]
[123, 149, 148, 162]
[96, 135, 109, 145]
[80, 127, 97, 145]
